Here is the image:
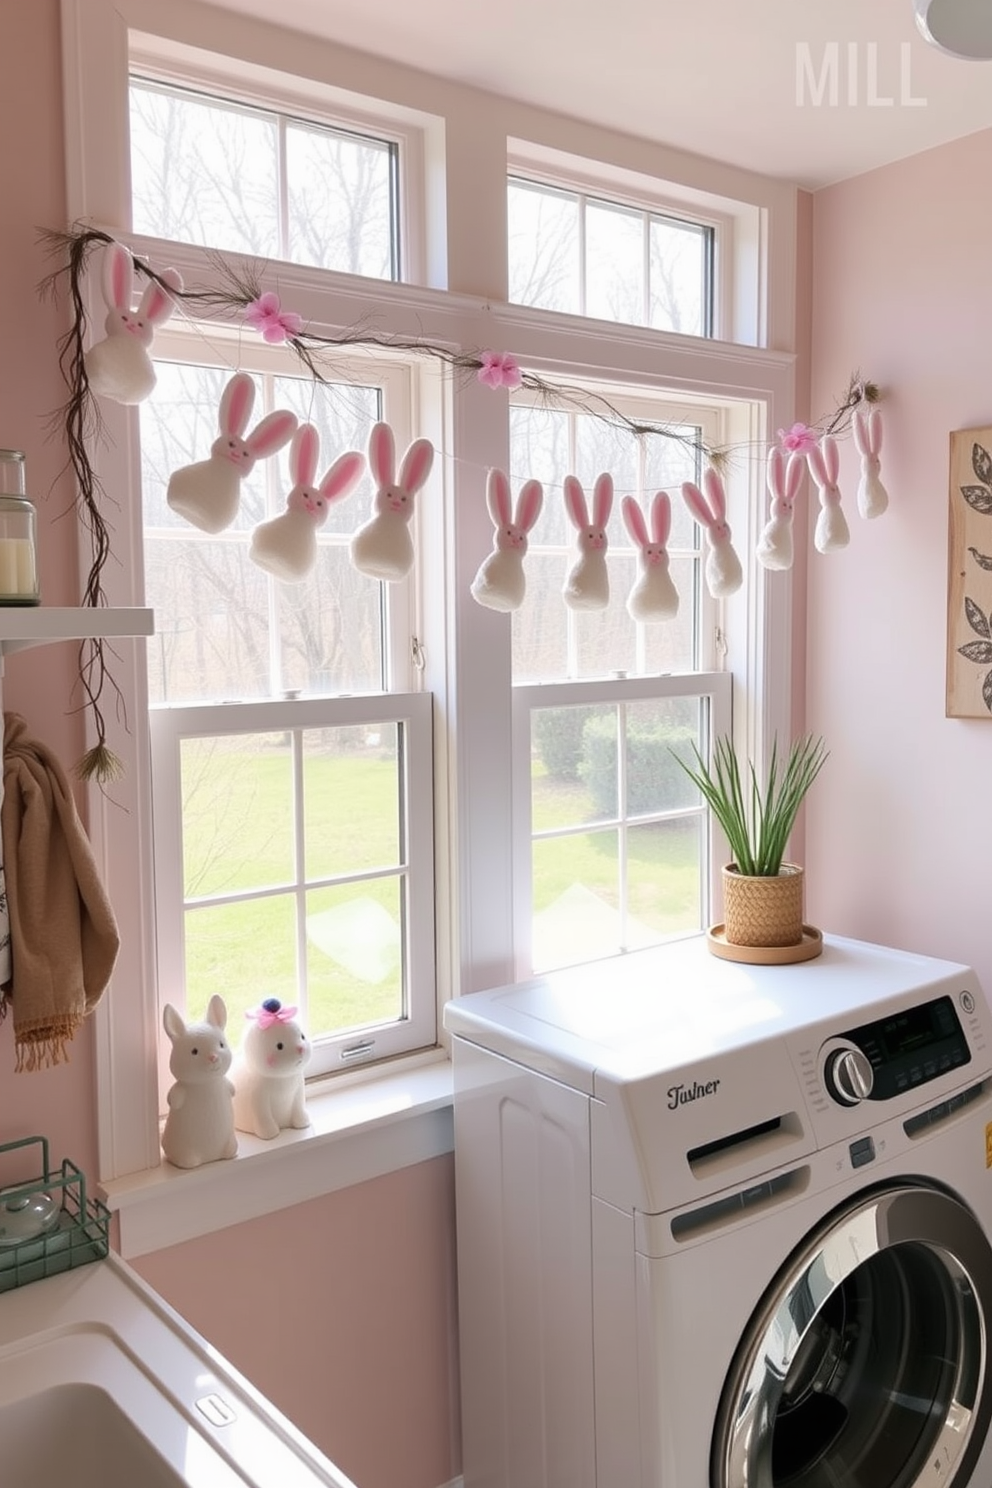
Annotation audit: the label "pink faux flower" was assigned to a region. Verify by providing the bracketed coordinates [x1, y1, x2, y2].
[477, 350, 522, 391]
[245, 292, 303, 344]
[777, 422, 819, 455]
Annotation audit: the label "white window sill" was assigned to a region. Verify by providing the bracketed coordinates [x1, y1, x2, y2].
[99, 1055, 454, 1259]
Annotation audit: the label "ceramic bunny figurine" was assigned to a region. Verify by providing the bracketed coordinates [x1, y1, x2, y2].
[349, 421, 434, 582]
[470, 469, 544, 612]
[84, 241, 182, 405]
[852, 407, 889, 519]
[166, 372, 298, 535]
[250, 423, 365, 582]
[622, 490, 679, 621]
[681, 468, 743, 597]
[806, 434, 851, 554]
[231, 998, 312, 1140]
[562, 472, 613, 611]
[756, 446, 806, 572]
[160, 994, 238, 1169]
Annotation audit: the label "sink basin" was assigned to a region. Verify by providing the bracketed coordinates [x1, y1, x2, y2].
[0, 1258, 357, 1488]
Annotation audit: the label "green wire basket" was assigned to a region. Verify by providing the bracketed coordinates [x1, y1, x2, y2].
[0, 1135, 110, 1293]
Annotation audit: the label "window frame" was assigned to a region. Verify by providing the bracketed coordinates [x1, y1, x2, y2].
[61, 0, 800, 1205]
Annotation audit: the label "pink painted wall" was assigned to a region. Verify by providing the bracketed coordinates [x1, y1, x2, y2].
[0, 8, 460, 1486]
[806, 127, 992, 990]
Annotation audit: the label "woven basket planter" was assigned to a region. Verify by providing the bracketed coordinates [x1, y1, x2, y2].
[722, 863, 804, 948]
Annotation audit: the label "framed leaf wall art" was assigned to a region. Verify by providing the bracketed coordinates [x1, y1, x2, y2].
[947, 425, 992, 717]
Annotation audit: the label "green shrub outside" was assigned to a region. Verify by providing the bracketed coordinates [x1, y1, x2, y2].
[582, 718, 697, 817]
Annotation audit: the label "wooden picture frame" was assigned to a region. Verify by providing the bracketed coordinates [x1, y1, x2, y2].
[947, 425, 992, 718]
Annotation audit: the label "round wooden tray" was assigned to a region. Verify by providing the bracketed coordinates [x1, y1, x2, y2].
[706, 924, 823, 965]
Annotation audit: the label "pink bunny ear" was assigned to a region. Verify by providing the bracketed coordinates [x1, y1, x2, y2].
[851, 410, 868, 457]
[291, 424, 321, 487]
[783, 450, 805, 502]
[592, 472, 614, 526]
[622, 495, 649, 548]
[368, 422, 395, 487]
[564, 476, 589, 530]
[319, 450, 365, 502]
[219, 372, 256, 436]
[681, 480, 711, 527]
[867, 408, 883, 455]
[246, 409, 298, 459]
[102, 242, 133, 311]
[487, 468, 512, 528]
[398, 438, 434, 494]
[806, 442, 828, 486]
[767, 445, 785, 496]
[138, 267, 182, 326]
[515, 478, 543, 532]
[650, 490, 672, 546]
[820, 435, 840, 484]
[702, 467, 726, 520]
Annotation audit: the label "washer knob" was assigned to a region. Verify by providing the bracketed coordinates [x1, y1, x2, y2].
[826, 1047, 874, 1106]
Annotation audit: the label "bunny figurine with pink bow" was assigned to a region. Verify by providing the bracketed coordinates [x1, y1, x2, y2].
[622, 490, 679, 622]
[250, 423, 365, 582]
[231, 997, 312, 1140]
[167, 372, 298, 535]
[84, 241, 182, 405]
[562, 472, 613, 611]
[350, 421, 434, 582]
[681, 467, 743, 598]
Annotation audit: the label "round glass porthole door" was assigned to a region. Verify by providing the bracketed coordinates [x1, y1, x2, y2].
[712, 1185, 992, 1488]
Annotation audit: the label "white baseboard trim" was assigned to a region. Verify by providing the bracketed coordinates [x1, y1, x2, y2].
[439, 1479, 463, 1488]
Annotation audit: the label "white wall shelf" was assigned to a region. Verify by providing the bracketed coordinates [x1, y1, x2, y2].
[0, 606, 154, 656]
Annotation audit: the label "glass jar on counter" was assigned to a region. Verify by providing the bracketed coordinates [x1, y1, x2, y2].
[0, 450, 39, 605]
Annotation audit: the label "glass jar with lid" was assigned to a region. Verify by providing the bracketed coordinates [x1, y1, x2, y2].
[0, 450, 39, 605]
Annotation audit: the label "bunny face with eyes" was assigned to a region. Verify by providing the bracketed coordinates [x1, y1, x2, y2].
[231, 998, 312, 1140]
[852, 408, 889, 520]
[806, 434, 851, 554]
[250, 423, 365, 582]
[681, 467, 743, 598]
[160, 994, 238, 1169]
[756, 446, 806, 572]
[470, 468, 544, 612]
[623, 491, 679, 622]
[167, 372, 298, 535]
[84, 241, 182, 405]
[562, 472, 613, 611]
[350, 421, 434, 582]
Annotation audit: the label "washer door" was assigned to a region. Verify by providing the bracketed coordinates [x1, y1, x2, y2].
[712, 1184, 992, 1488]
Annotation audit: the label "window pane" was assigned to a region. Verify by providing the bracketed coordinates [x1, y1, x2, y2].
[649, 217, 709, 336]
[286, 123, 395, 278]
[585, 200, 644, 326]
[306, 880, 403, 1033]
[532, 705, 615, 829]
[186, 895, 297, 1023]
[181, 734, 293, 898]
[508, 180, 580, 313]
[532, 828, 619, 972]
[303, 723, 400, 881]
[627, 818, 703, 939]
[624, 697, 702, 815]
[130, 81, 279, 256]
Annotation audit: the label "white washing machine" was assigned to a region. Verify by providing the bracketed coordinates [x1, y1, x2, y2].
[444, 932, 992, 1488]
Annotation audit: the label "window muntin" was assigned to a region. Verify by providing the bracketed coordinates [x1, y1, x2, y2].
[508, 175, 713, 335]
[130, 77, 400, 278]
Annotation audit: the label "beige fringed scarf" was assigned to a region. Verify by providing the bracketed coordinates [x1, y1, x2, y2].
[0, 713, 120, 1070]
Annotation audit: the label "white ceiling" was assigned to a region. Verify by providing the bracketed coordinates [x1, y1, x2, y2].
[206, 0, 992, 188]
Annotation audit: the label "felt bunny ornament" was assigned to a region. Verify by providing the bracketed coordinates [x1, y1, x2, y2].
[249, 423, 365, 582]
[232, 998, 312, 1140]
[681, 468, 743, 598]
[350, 421, 434, 582]
[622, 491, 679, 622]
[167, 372, 298, 535]
[160, 994, 238, 1170]
[562, 472, 613, 611]
[852, 407, 889, 519]
[806, 434, 851, 554]
[84, 241, 182, 405]
[470, 468, 544, 612]
[756, 446, 806, 572]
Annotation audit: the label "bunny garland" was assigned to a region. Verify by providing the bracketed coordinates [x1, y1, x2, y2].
[756, 446, 806, 572]
[622, 491, 679, 622]
[852, 408, 889, 519]
[250, 423, 364, 582]
[471, 469, 543, 612]
[350, 421, 435, 582]
[806, 435, 851, 554]
[681, 468, 743, 598]
[84, 241, 182, 405]
[563, 473, 613, 611]
[167, 372, 298, 534]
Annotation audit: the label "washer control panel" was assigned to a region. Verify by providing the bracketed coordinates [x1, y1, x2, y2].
[822, 994, 971, 1105]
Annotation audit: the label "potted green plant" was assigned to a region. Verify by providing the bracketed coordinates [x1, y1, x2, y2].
[675, 733, 828, 961]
